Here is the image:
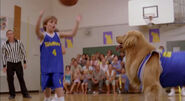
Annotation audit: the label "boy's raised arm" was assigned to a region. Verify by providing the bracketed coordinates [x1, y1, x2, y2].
[59, 15, 81, 38]
[36, 10, 45, 40]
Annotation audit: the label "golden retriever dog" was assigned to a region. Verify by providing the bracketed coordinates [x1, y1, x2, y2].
[116, 31, 166, 101]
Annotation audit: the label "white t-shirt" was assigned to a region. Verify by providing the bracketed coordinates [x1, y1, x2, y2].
[100, 63, 108, 73]
[83, 66, 94, 71]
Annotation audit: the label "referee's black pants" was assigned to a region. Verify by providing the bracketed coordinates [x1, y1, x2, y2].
[7, 62, 29, 96]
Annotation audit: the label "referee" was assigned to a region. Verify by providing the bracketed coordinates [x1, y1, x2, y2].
[2, 30, 31, 99]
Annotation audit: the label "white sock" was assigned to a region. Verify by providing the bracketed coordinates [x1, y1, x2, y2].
[44, 97, 52, 101]
[54, 94, 57, 98]
[57, 97, 64, 101]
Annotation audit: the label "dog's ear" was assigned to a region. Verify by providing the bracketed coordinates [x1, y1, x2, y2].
[124, 35, 137, 48]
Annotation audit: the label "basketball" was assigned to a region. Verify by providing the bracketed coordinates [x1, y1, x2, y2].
[59, 0, 78, 6]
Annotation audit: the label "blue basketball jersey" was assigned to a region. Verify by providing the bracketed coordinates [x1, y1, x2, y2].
[160, 51, 185, 87]
[40, 32, 64, 73]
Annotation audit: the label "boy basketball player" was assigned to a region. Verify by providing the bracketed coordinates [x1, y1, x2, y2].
[36, 10, 81, 101]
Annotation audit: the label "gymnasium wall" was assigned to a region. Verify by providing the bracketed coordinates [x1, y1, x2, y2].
[51, 0, 185, 66]
[0, 0, 52, 92]
[52, 0, 129, 30]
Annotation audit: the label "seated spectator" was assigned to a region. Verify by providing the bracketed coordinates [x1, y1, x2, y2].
[105, 50, 114, 63]
[111, 56, 122, 92]
[105, 64, 116, 94]
[70, 58, 76, 66]
[99, 54, 105, 62]
[81, 69, 89, 94]
[76, 54, 82, 65]
[118, 52, 126, 69]
[85, 54, 90, 61]
[63, 65, 72, 94]
[100, 58, 108, 73]
[80, 54, 87, 67]
[118, 52, 125, 62]
[71, 59, 82, 73]
[112, 56, 122, 74]
[88, 65, 105, 93]
[90, 54, 98, 67]
[70, 69, 81, 94]
[120, 68, 129, 93]
[95, 52, 101, 60]
[83, 60, 94, 71]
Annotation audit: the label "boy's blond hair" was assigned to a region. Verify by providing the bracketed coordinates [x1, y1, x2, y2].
[43, 16, 57, 31]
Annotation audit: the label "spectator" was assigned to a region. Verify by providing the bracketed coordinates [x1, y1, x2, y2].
[118, 52, 126, 69]
[105, 64, 116, 94]
[80, 54, 87, 67]
[158, 46, 165, 53]
[70, 58, 76, 66]
[95, 52, 101, 60]
[76, 54, 82, 65]
[120, 68, 129, 93]
[118, 52, 125, 62]
[83, 60, 93, 71]
[85, 54, 90, 61]
[105, 50, 114, 63]
[71, 59, 82, 73]
[81, 69, 89, 94]
[99, 54, 105, 62]
[88, 65, 105, 93]
[112, 55, 122, 92]
[90, 55, 98, 67]
[63, 65, 72, 94]
[70, 69, 81, 94]
[112, 56, 122, 75]
[100, 58, 108, 73]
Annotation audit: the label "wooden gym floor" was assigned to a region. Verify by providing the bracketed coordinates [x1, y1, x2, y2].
[0, 93, 184, 101]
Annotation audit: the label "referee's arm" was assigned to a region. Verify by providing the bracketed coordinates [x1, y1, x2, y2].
[2, 44, 7, 68]
[20, 41, 27, 64]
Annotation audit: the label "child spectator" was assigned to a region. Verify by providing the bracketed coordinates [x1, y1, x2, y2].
[105, 50, 114, 63]
[80, 54, 87, 67]
[100, 58, 108, 73]
[105, 64, 116, 94]
[90, 55, 98, 67]
[120, 68, 129, 93]
[112, 55, 122, 92]
[63, 65, 72, 94]
[81, 69, 89, 94]
[70, 69, 81, 94]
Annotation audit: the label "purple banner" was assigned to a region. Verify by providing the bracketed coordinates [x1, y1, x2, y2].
[103, 31, 113, 44]
[65, 37, 73, 48]
[149, 29, 160, 43]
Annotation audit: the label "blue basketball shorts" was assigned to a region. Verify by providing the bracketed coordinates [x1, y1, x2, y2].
[41, 73, 64, 91]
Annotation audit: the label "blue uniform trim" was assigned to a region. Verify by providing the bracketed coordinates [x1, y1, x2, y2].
[137, 52, 153, 83]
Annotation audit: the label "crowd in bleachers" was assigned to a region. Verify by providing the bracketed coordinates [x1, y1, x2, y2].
[63, 50, 130, 94]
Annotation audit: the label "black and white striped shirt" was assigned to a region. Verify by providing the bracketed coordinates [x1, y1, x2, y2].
[2, 39, 26, 67]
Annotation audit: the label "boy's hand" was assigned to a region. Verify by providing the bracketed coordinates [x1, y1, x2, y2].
[40, 10, 45, 17]
[76, 15, 82, 23]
